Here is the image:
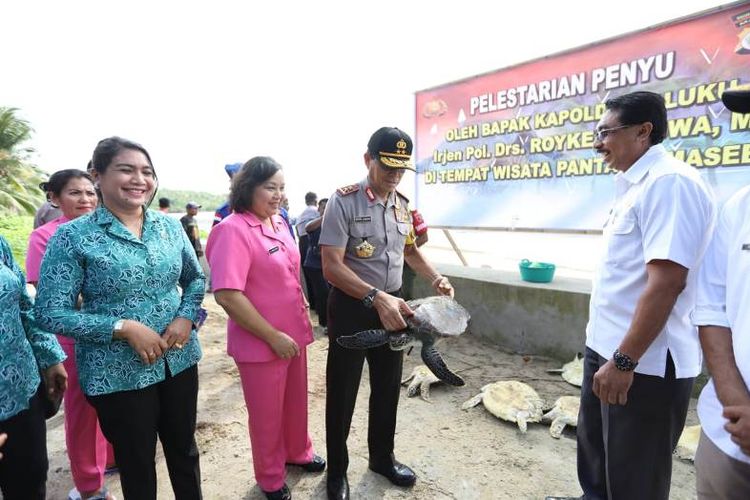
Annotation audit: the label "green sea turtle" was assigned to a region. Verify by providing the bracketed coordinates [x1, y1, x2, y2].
[546, 354, 584, 387]
[461, 381, 544, 433]
[401, 365, 442, 402]
[542, 395, 580, 438]
[336, 295, 469, 386]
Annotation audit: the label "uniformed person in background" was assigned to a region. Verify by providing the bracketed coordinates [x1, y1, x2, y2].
[319, 127, 454, 500]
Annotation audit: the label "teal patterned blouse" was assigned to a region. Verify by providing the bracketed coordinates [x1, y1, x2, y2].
[35, 206, 205, 396]
[0, 235, 66, 420]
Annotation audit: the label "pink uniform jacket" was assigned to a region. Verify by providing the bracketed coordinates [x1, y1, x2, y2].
[206, 212, 313, 362]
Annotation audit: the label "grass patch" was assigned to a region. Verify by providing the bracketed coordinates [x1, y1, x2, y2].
[0, 215, 33, 272]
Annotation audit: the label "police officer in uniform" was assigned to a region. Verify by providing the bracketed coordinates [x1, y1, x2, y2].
[319, 127, 454, 500]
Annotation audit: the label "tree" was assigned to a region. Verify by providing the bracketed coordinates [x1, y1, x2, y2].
[0, 107, 46, 215]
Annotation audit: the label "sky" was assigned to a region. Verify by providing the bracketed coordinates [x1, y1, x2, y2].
[3, 0, 731, 215]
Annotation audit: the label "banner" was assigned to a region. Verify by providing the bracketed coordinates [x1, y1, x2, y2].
[415, 3, 750, 231]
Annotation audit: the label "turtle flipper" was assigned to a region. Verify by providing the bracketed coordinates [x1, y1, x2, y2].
[336, 329, 389, 349]
[420, 345, 464, 386]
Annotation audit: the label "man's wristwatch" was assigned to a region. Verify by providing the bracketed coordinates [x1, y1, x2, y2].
[613, 349, 638, 372]
[362, 288, 380, 308]
[113, 319, 126, 336]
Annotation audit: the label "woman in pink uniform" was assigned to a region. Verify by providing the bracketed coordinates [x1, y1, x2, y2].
[207, 157, 324, 500]
[26, 169, 115, 500]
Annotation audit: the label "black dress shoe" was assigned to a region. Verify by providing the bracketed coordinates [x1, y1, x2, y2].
[326, 474, 349, 500]
[286, 454, 326, 473]
[264, 483, 291, 500]
[368, 460, 417, 487]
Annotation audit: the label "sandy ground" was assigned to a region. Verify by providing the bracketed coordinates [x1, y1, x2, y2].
[45, 295, 699, 499]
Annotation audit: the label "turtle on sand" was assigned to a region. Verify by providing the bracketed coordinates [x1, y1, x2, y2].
[336, 296, 469, 386]
[542, 395, 580, 438]
[675, 424, 701, 461]
[546, 354, 584, 387]
[401, 365, 441, 402]
[461, 381, 544, 433]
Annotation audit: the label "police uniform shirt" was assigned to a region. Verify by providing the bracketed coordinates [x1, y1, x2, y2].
[319, 178, 414, 293]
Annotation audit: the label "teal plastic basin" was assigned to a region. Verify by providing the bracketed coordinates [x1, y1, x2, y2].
[519, 259, 556, 283]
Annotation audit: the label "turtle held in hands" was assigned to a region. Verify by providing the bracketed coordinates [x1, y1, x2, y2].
[336, 295, 470, 386]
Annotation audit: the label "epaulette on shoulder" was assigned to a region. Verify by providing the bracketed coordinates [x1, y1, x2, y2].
[396, 190, 410, 203]
[337, 184, 360, 196]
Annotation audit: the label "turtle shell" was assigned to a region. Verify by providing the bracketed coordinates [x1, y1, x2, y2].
[406, 296, 470, 337]
[476, 381, 544, 432]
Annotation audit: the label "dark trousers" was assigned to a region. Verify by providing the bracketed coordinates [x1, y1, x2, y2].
[0, 383, 48, 500]
[298, 235, 315, 308]
[577, 347, 693, 500]
[87, 364, 202, 500]
[326, 287, 404, 477]
[305, 266, 330, 327]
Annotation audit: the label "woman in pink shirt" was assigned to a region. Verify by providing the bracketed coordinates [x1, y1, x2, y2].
[26, 169, 115, 500]
[206, 157, 323, 500]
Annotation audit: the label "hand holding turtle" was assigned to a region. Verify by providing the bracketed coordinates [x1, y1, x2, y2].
[431, 275, 454, 298]
[269, 331, 300, 359]
[162, 317, 192, 350]
[373, 292, 413, 331]
[116, 320, 169, 365]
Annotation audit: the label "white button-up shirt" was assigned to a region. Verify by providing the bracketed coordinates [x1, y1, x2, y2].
[586, 144, 715, 378]
[693, 185, 750, 464]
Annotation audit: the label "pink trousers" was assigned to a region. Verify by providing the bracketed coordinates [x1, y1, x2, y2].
[236, 349, 315, 492]
[61, 342, 115, 493]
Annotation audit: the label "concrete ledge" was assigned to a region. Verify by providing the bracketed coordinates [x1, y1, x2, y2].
[413, 264, 591, 362]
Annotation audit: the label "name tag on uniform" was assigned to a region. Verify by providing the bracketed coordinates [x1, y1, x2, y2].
[268, 246, 280, 254]
[742, 243, 750, 251]
[354, 216, 371, 223]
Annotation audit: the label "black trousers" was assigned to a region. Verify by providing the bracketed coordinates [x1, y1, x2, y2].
[0, 383, 48, 500]
[298, 235, 315, 308]
[326, 287, 404, 477]
[577, 347, 693, 500]
[87, 364, 202, 500]
[305, 266, 330, 327]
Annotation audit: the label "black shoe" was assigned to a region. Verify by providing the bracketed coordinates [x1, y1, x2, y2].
[264, 483, 291, 500]
[287, 454, 326, 473]
[368, 459, 417, 487]
[326, 474, 349, 500]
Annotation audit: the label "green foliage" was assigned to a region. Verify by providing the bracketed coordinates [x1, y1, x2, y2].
[0, 107, 47, 216]
[155, 188, 226, 213]
[0, 215, 33, 272]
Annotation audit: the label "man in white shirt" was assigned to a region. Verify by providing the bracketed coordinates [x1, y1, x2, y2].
[548, 91, 715, 500]
[297, 192, 319, 308]
[692, 86, 750, 499]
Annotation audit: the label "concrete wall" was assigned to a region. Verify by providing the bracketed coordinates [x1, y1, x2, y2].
[412, 264, 591, 362]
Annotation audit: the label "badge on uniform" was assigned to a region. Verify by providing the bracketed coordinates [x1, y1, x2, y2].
[355, 239, 375, 258]
[268, 246, 280, 254]
[354, 216, 372, 223]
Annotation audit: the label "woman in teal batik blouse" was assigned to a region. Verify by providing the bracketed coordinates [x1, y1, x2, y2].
[0, 235, 67, 499]
[35, 137, 206, 500]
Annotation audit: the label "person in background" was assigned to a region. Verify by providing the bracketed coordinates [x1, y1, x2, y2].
[158, 197, 171, 214]
[279, 195, 295, 240]
[0, 234, 67, 499]
[302, 198, 329, 329]
[181, 202, 204, 258]
[546, 91, 715, 500]
[401, 209, 429, 301]
[692, 86, 750, 499]
[320, 127, 454, 500]
[213, 163, 242, 227]
[25, 169, 115, 500]
[207, 157, 324, 500]
[296, 192, 319, 309]
[33, 199, 63, 229]
[35, 136, 206, 500]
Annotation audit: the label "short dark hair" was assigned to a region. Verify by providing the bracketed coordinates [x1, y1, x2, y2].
[39, 169, 94, 200]
[305, 191, 317, 205]
[90, 136, 158, 206]
[158, 197, 170, 208]
[230, 157, 283, 213]
[605, 91, 667, 145]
